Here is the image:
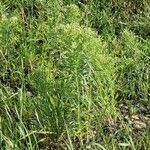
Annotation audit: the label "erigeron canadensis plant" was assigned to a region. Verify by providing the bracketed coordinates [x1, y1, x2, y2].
[116, 30, 150, 102]
[31, 22, 117, 140]
[1, 1, 149, 149]
[63, 4, 81, 23]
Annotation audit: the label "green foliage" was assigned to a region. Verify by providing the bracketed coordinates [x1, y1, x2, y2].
[63, 4, 81, 23]
[0, 0, 150, 149]
[114, 30, 150, 103]
[82, 0, 150, 38]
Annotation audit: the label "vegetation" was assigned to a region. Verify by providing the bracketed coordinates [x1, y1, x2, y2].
[0, 0, 150, 149]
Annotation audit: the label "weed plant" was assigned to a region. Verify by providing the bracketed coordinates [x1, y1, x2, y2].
[0, 0, 150, 149]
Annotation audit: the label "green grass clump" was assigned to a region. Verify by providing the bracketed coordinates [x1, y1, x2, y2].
[0, 0, 150, 149]
[116, 30, 150, 102]
[82, 0, 150, 38]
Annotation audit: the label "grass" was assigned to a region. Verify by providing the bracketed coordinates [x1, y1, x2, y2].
[0, 0, 150, 149]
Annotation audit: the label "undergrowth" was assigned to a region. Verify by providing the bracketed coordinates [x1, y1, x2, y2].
[0, 0, 150, 149]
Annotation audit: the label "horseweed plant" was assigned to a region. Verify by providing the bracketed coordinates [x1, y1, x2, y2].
[0, 0, 150, 149]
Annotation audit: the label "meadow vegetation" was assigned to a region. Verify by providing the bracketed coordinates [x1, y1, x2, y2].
[0, 0, 150, 149]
